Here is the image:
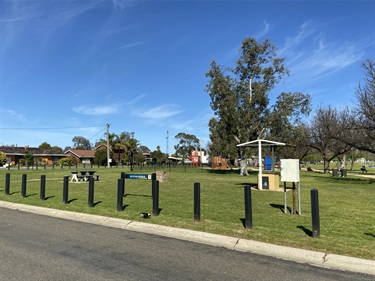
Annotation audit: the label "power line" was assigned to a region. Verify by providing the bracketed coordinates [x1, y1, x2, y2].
[0, 125, 105, 130]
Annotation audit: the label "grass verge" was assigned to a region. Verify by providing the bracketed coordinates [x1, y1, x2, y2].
[0, 165, 374, 260]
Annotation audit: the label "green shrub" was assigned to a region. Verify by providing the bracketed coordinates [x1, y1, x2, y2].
[59, 157, 76, 166]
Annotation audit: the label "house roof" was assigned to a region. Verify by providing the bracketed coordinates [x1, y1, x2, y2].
[0, 146, 65, 156]
[65, 149, 96, 158]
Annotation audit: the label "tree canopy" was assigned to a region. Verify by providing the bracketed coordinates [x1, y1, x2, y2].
[352, 59, 375, 154]
[174, 133, 199, 158]
[205, 37, 311, 159]
[72, 136, 92, 150]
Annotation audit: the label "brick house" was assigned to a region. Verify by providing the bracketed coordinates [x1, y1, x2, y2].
[64, 145, 107, 165]
[0, 146, 66, 165]
[64, 149, 96, 165]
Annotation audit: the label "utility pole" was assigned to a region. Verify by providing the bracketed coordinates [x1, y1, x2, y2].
[106, 123, 110, 168]
[166, 130, 169, 156]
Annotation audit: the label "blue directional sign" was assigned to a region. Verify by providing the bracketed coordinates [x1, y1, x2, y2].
[125, 174, 152, 180]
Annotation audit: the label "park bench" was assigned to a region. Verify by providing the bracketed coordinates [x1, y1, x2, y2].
[78, 175, 100, 181]
[360, 166, 367, 173]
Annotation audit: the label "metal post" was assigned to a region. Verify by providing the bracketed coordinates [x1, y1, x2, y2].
[88, 176, 94, 207]
[40, 175, 46, 200]
[106, 123, 111, 168]
[21, 174, 27, 198]
[292, 182, 296, 215]
[63, 176, 69, 204]
[152, 180, 159, 216]
[298, 182, 301, 215]
[194, 182, 201, 222]
[5, 173, 10, 195]
[151, 173, 156, 181]
[244, 185, 253, 229]
[311, 189, 320, 238]
[117, 178, 124, 211]
[284, 182, 287, 213]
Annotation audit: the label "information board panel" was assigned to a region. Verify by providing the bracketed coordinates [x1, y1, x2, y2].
[280, 159, 300, 182]
[125, 174, 152, 180]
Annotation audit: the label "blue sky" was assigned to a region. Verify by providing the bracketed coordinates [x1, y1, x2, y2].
[1, 0, 374, 153]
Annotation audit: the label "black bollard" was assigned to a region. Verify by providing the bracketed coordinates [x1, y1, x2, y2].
[88, 176, 94, 207]
[152, 180, 159, 216]
[63, 176, 69, 204]
[5, 173, 10, 195]
[21, 174, 27, 198]
[311, 189, 320, 238]
[117, 178, 124, 211]
[151, 173, 156, 181]
[40, 175, 46, 200]
[244, 185, 253, 229]
[121, 172, 126, 197]
[194, 182, 201, 222]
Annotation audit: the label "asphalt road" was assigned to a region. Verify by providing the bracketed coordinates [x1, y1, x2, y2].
[0, 208, 373, 281]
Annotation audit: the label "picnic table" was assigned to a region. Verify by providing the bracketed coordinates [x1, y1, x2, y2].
[70, 171, 98, 182]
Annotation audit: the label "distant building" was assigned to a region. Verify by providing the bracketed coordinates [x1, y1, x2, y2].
[0, 146, 65, 165]
[64, 149, 96, 165]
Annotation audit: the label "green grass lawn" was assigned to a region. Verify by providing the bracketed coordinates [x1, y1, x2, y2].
[0, 165, 374, 260]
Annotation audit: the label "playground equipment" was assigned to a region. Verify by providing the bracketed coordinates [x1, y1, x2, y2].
[211, 156, 230, 169]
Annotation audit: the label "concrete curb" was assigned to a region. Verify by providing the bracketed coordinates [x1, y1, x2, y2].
[1, 201, 374, 276]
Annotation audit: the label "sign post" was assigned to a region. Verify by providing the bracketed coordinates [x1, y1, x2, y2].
[280, 159, 301, 215]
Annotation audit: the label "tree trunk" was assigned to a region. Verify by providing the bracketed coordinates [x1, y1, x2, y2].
[323, 159, 330, 173]
[239, 159, 248, 176]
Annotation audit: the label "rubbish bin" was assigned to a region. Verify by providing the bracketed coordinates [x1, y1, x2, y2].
[332, 169, 338, 177]
[340, 169, 347, 177]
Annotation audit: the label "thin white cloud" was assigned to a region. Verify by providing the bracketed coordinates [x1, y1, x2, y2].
[72, 105, 119, 115]
[280, 22, 315, 55]
[135, 105, 182, 120]
[169, 107, 213, 135]
[0, 108, 27, 122]
[280, 22, 368, 84]
[255, 20, 270, 39]
[111, 41, 145, 51]
[112, 0, 135, 9]
[0, 1, 101, 54]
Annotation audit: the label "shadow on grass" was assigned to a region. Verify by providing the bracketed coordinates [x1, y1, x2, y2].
[5, 191, 20, 195]
[124, 193, 151, 198]
[93, 201, 102, 207]
[307, 172, 373, 183]
[239, 218, 253, 229]
[121, 204, 129, 211]
[155, 208, 162, 215]
[297, 225, 312, 237]
[25, 193, 37, 198]
[270, 203, 291, 214]
[364, 232, 375, 238]
[235, 182, 258, 187]
[68, 198, 78, 204]
[44, 195, 55, 200]
[206, 169, 240, 174]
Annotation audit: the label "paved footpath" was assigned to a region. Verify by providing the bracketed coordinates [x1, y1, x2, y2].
[0, 200, 374, 276]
